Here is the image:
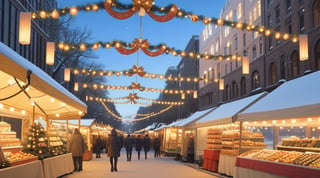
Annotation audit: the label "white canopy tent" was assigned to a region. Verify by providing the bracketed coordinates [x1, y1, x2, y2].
[0, 42, 87, 120]
[196, 92, 267, 127]
[176, 107, 215, 127]
[238, 71, 320, 121]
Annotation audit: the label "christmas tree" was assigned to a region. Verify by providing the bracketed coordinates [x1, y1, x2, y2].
[22, 123, 51, 159]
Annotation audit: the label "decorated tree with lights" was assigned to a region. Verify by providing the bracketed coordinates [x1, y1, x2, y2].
[22, 123, 51, 159]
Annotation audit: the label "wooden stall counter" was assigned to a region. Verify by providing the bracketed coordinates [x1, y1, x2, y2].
[42, 153, 74, 178]
[0, 160, 44, 178]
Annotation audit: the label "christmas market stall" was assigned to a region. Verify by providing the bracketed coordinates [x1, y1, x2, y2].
[175, 107, 214, 162]
[194, 92, 267, 176]
[0, 42, 87, 178]
[235, 71, 320, 178]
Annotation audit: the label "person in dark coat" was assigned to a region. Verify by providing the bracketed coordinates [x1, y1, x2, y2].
[106, 128, 121, 172]
[94, 135, 103, 158]
[153, 136, 161, 158]
[142, 134, 151, 159]
[135, 135, 143, 160]
[69, 128, 86, 172]
[124, 134, 134, 161]
[187, 135, 195, 163]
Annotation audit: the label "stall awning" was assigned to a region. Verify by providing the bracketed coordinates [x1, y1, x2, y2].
[238, 71, 320, 121]
[0, 42, 87, 120]
[176, 107, 215, 127]
[195, 92, 267, 127]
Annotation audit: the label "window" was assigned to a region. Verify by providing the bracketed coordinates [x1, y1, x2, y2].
[268, 37, 273, 50]
[269, 63, 277, 84]
[240, 77, 246, 96]
[276, 5, 280, 24]
[259, 40, 263, 54]
[224, 47, 227, 55]
[235, 36, 238, 50]
[287, 0, 292, 14]
[225, 63, 228, 75]
[268, 0, 273, 6]
[299, 9, 305, 32]
[243, 33, 246, 46]
[230, 61, 233, 72]
[253, 47, 257, 59]
[280, 56, 286, 79]
[225, 85, 230, 101]
[243, 50, 247, 57]
[232, 81, 238, 99]
[267, 15, 272, 28]
[290, 51, 300, 78]
[251, 71, 260, 90]
[313, 0, 320, 26]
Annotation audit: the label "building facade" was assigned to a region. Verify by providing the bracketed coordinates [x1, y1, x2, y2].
[0, 0, 56, 73]
[177, 35, 199, 119]
[199, 0, 264, 109]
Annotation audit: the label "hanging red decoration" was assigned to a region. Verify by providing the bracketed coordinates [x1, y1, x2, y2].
[104, 0, 136, 19]
[147, 4, 178, 22]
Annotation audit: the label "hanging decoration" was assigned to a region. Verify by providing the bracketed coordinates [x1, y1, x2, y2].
[64, 68, 71, 82]
[80, 82, 196, 95]
[299, 34, 308, 61]
[19, 12, 32, 45]
[242, 56, 249, 74]
[69, 67, 202, 83]
[46, 42, 55, 65]
[87, 94, 184, 106]
[100, 100, 175, 122]
[219, 79, 224, 90]
[29, 1, 298, 42]
[56, 39, 237, 60]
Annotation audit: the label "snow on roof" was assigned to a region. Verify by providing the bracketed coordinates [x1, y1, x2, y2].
[176, 107, 215, 127]
[239, 71, 320, 121]
[196, 92, 267, 126]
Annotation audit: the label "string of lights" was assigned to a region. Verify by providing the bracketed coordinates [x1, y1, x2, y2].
[29, 0, 299, 42]
[80, 82, 196, 95]
[69, 66, 202, 83]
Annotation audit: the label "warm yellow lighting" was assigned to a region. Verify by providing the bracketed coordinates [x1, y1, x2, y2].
[217, 18, 224, 26]
[46, 42, 55, 65]
[299, 34, 308, 61]
[74, 82, 79, 91]
[242, 57, 249, 74]
[193, 90, 198, 99]
[61, 103, 66, 107]
[39, 11, 47, 19]
[64, 68, 71, 81]
[50, 98, 55, 103]
[0, 103, 3, 109]
[307, 118, 313, 122]
[21, 110, 26, 115]
[9, 107, 14, 112]
[70, 7, 78, 16]
[19, 12, 32, 45]
[56, 113, 60, 117]
[51, 9, 60, 19]
[219, 79, 224, 90]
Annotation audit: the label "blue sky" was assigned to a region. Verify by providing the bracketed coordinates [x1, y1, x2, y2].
[56, 0, 226, 118]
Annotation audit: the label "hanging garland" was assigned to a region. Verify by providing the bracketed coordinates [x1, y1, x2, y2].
[30, 0, 298, 42]
[87, 93, 184, 106]
[56, 39, 238, 60]
[81, 82, 196, 95]
[70, 66, 201, 83]
[100, 100, 174, 122]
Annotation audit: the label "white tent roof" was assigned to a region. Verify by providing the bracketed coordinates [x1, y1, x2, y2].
[166, 119, 186, 128]
[238, 71, 320, 121]
[0, 42, 87, 119]
[196, 92, 267, 127]
[176, 107, 215, 127]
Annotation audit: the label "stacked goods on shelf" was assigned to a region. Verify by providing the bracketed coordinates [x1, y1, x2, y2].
[241, 130, 266, 148]
[47, 128, 68, 156]
[5, 151, 38, 166]
[221, 130, 239, 155]
[206, 129, 222, 149]
[0, 121, 21, 150]
[239, 149, 320, 168]
[280, 136, 320, 148]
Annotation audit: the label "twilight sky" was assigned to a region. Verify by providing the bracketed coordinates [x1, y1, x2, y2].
[56, 0, 226, 119]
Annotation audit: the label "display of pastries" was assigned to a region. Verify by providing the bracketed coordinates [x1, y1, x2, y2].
[6, 151, 37, 162]
[0, 121, 21, 148]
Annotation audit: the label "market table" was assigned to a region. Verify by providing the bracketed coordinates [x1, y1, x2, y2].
[218, 153, 236, 176]
[42, 153, 74, 178]
[202, 149, 220, 172]
[234, 157, 320, 178]
[0, 160, 44, 178]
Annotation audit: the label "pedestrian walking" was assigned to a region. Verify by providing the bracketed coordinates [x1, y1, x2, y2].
[187, 135, 195, 163]
[93, 135, 103, 158]
[135, 135, 143, 160]
[69, 128, 86, 172]
[153, 136, 161, 158]
[124, 134, 134, 161]
[142, 134, 151, 159]
[106, 128, 121, 172]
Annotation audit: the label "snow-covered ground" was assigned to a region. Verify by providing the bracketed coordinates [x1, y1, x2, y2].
[61, 149, 222, 178]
